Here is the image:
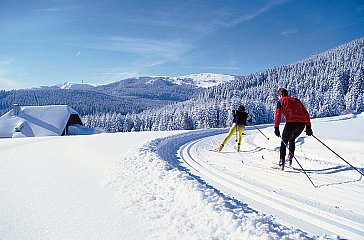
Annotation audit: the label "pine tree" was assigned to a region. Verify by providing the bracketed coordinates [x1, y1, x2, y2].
[123, 113, 134, 132]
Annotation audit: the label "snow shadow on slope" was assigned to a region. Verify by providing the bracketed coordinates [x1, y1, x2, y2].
[155, 129, 255, 212]
[153, 129, 317, 239]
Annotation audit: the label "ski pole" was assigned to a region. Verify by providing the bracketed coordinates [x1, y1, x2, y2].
[233, 110, 237, 142]
[312, 135, 364, 177]
[280, 137, 317, 188]
[253, 124, 270, 140]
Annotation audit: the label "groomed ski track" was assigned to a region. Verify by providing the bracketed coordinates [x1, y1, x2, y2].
[156, 126, 364, 239]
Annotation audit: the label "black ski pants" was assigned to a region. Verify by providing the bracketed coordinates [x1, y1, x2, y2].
[280, 122, 306, 160]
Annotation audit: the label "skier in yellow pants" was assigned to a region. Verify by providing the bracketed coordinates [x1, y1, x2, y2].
[216, 105, 252, 152]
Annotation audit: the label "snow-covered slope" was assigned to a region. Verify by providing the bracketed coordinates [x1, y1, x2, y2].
[170, 73, 235, 88]
[36, 73, 235, 90]
[0, 114, 363, 239]
[40, 82, 97, 90]
[58, 82, 96, 90]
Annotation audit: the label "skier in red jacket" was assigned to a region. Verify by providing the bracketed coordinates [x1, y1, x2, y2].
[274, 88, 313, 169]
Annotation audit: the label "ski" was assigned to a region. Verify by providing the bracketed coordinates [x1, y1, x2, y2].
[208, 149, 221, 152]
[206, 149, 240, 153]
[271, 165, 284, 170]
[240, 160, 293, 172]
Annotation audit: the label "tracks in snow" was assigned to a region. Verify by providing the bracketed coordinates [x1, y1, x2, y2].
[175, 129, 364, 239]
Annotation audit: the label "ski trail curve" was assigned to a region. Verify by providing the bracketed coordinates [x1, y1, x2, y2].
[155, 128, 364, 239]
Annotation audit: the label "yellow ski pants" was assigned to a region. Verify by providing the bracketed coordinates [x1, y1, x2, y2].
[221, 123, 245, 146]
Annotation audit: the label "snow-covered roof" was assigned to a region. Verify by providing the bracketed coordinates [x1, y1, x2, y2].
[0, 105, 82, 138]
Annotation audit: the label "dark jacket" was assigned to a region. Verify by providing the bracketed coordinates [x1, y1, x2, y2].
[233, 110, 252, 126]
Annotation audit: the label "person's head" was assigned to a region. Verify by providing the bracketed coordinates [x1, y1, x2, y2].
[277, 88, 288, 98]
[238, 105, 245, 111]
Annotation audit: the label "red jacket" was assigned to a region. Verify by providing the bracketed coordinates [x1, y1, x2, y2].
[274, 96, 311, 128]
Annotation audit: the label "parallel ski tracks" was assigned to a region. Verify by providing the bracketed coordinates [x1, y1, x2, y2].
[178, 135, 364, 239]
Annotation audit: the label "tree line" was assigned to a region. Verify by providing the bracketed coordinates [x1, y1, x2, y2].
[82, 37, 364, 133]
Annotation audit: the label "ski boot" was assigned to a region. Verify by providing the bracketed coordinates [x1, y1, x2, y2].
[279, 158, 285, 170]
[215, 144, 224, 152]
[234, 143, 241, 152]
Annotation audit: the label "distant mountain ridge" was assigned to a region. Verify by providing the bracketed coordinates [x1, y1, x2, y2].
[113, 37, 364, 132]
[1, 37, 363, 134]
[38, 73, 236, 90]
[40, 82, 96, 90]
[0, 73, 236, 116]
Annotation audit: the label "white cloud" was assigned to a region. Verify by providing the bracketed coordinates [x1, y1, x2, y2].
[90, 59, 171, 84]
[0, 57, 15, 66]
[0, 58, 21, 90]
[85, 36, 190, 61]
[146, 61, 165, 68]
[181, 65, 240, 71]
[32, 6, 79, 13]
[222, 0, 289, 27]
[280, 28, 298, 36]
[0, 70, 20, 90]
[91, 66, 142, 83]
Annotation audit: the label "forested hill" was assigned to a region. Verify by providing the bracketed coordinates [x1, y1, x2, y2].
[1, 37, 363, 133]
[118, 37, 364, 132]
[199, 37, 364, 120]
[0, 74, 237, 116]
[0, 77, 202, 116]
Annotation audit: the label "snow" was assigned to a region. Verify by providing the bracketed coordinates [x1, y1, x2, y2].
[67, 124, 94, 135]
[35, 73, 236, 90]
[170, 73, 236, 88]
[0, 105, 87, 138]
[39, 82, 97, 90]
[0, 114, 363, 239]
[57, 82, 96, 90]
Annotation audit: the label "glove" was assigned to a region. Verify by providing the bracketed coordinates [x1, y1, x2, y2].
[248, 116, 253, 123]
[305, 125, 313, 136]
[274, 127, 280, 137]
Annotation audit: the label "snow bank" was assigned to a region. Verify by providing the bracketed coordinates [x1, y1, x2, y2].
[107, 129, 316, 239]
[1, 113, 362, 239]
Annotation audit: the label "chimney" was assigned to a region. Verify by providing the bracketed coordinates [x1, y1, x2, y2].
[13, 104, 20, 116]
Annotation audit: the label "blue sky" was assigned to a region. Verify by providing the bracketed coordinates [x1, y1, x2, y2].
[1, 0, 364, 90]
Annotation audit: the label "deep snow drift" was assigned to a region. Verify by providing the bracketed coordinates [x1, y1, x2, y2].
[0, 113, 363, 239]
